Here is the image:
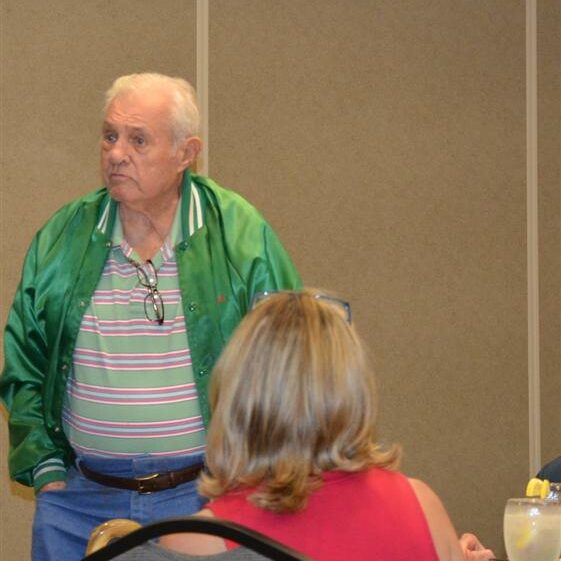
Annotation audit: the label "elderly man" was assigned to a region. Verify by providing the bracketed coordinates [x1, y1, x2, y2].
[0, 73, 301, 561]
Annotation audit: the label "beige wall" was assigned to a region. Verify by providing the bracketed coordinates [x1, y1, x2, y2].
[0, 1, 198, 559]
[1, 1, 559, 559]
[538, 0, 561, 467]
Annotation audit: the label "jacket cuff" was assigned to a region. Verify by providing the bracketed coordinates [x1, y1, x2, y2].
[33, 458, 67, 494]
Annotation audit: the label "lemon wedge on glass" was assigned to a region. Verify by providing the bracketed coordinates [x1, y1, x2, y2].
[526, 477, 550, 499]
[514, 520, 535, 549]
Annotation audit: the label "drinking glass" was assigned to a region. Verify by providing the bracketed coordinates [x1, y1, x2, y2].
[503, 497, 561, 561]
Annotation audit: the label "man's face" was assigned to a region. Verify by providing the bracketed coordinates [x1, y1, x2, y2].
[101, 90, 189, 211]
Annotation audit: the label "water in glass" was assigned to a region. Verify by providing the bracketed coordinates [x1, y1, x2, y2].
[503, 498, 561, 561]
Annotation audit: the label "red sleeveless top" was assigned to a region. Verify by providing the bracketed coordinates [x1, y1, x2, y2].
[207, 468, 440, 561]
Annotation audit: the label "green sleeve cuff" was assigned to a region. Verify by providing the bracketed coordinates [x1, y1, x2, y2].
[33, 458, 67, 494]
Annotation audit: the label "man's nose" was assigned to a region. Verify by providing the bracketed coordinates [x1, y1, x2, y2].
[107, 139, 130, 165]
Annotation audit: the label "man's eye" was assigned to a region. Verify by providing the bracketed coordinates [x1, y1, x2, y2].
[133, 136, 145, 145]
[103, 132, 117, 143]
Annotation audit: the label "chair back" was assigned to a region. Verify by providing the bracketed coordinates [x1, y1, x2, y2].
[82, 515, 315, 561]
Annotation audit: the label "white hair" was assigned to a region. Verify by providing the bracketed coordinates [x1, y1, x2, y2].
[104, 73, 200, 142]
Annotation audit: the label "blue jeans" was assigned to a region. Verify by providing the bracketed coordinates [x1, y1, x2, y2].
[32, 454, 207, 561]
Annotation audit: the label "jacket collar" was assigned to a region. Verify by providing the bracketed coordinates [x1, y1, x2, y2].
[95, 170, 204, 243]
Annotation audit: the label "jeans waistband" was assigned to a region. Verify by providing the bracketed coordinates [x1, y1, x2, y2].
[76, 453, 205, 478]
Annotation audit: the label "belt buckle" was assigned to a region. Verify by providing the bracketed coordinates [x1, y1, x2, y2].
[135, 472, 160, 494]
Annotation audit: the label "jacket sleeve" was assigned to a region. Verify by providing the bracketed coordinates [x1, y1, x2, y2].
[193, 175, 302, 308]
[221, 212, 303, 317]
[246, 221, 303, 297]
[0, 236, 66, 488]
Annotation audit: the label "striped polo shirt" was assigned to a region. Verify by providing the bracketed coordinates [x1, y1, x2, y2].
[62, 196, 206, 458]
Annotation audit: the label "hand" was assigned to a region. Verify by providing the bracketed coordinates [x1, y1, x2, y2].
[39, 481, 67, 493]
[459, 533, 495, 561]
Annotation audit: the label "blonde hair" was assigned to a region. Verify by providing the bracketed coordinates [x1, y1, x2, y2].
[199, 290, 400, 513]
[104, 73, 200, 142]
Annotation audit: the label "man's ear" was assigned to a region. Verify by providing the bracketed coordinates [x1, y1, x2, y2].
[177, 136, 202, 171]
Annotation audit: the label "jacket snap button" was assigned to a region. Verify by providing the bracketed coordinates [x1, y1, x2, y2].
[189, 302, 197, 312]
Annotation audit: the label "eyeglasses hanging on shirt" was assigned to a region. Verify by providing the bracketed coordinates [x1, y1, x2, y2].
[130, 259, 165, 325]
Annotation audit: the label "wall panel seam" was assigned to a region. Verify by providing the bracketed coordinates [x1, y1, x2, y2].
[196, 0, 209, 176]
[526, 0, 541, 476]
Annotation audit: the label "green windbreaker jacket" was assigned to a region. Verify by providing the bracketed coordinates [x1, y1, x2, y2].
[0, 171, 302, 487]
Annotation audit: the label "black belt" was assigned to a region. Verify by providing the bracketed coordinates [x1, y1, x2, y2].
[79, 461, 204, 494]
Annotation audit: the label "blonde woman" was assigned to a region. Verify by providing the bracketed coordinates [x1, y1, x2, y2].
[115, 290, 464, 561]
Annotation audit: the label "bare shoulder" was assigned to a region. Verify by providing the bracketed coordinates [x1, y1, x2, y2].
[158, 508, 227, 556]
[408, 478, 464, 561]
[409, 478, 445, 512]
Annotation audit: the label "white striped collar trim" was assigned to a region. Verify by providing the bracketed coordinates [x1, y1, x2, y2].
[96, 199, 111, 234]
[188, 181, 204, 236]
[96, 181, 203, 239]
